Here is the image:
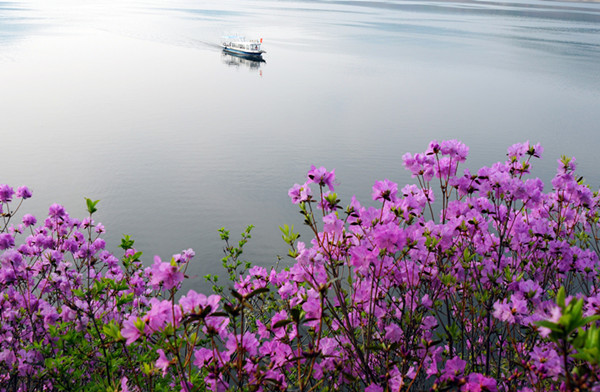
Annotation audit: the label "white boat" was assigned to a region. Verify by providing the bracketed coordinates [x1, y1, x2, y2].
[222, 37, 265, 57]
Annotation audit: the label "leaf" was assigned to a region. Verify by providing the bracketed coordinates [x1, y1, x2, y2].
[272, 319, 292, 329]
[556, 286, 566, 309]
[223, 303, 240, 317]
[230, 289, 243, 301]
[290, 308, 301, 323]
[119, 235, 135, 250]
[246, 287, 270, 299]
[85, 198, 100, 215]
[535, 320, 564, 333]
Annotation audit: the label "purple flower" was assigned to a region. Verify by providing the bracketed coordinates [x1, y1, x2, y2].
[0, 185, 15, 202]
[492, 295, 528, 324]
[441, 356, 466, 381]
[461, 373, 497, 392]
[155, 349, 170, 376]
[16, 186, 32, 199]
[145, 298, 182, 332]
[22, 214, 37, 227]
[0, 233, 15, 250]
[302, 290, 322, 328]
[323, 212, 343, 236]
[372, 179, 398, 202]
[193, 347, 214, 367]
[120, 377, 130, 392]
[150, 255, 184, 290]
[507, 141, 530, 159]
[403, 152, 435, 181]
[288, 182, 313, 204]
[384, 323, 403, 343]
[440, 140, 469, 161]
[365, 384, 384, 392]
[270, 310, 289, 339]
[48, 203, 67, 219]
[121, 316, 144, 345]
[307, 165, 336, 191]
[179, 289, 220, 315]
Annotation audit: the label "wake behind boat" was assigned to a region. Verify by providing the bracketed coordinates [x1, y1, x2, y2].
[222, 37, 265, 58]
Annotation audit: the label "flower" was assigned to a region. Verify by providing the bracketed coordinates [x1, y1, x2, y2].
[492, 295, 528, 324]
[149, 256, 184, 290]
[16, 186, 32, 199]
[193, 348, 214, 367]
[121, 316, 144, 345]
[120, 377, 130, 392]
[441, 357, 466, 381]
[48, 203, 67, 219]
[462, 373, 497, 391]
[307, 165, 336, 191]
[22, 214, 37, 227]
[179, 290, 220, 315]
[440, 139, 469, 161]
[0, 185, 15, 202]
[0, 233, 15, 250]
[372, 179, 398, 202]
[155, 349, 170, 376]
[366, 384, 384, 392]
[529, 344, 561, 379]
[145, 298, 182, 332]
[288, 182, 312, 204]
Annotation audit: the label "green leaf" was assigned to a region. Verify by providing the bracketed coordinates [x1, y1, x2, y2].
[85, 198, 100, 215]
[272, 319, 292, 329]
[223, 303, 240, 317]
[119, 235, 135, 250]
[535, 320, 564, 333]
[557, 286, 566, 309]
[230, 289, 243, 301]
[290, 308, 301, 323]
[246, 287, 270, 299]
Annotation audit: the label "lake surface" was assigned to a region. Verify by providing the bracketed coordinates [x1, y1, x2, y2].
[1, 0, 600, 292]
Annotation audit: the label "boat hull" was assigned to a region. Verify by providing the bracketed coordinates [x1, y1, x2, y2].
[222, 46, 264, 58]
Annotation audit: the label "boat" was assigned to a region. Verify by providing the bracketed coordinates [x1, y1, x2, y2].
[222, 37, 266, 58]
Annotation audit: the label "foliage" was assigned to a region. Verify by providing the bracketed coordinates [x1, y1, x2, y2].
[1, 140, 600, 391]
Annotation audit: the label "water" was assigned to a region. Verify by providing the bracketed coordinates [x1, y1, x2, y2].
[1, 0, 599, 292]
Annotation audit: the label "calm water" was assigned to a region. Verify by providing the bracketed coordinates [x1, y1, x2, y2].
[1, 0, 600, 291]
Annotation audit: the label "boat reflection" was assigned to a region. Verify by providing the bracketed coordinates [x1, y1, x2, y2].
[221, 51, 265, 74]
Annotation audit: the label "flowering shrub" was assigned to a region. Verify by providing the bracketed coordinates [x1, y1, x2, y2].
[1, 140, 600, 391]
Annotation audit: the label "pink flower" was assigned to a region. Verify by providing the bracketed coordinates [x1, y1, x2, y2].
[179, 290, 220, 315]
[193, 347, 214, 367]
[0, 185, 15, 202]
[441, 357, 466, 381]
[529, 345, 561, 379]
[372, 179, 398, 202]
[365, 384, 384, 392]
[48, 203, 67, 219]
[145, 298, 182, 332]
[440, 140, 469, 161]
[16, 186, 32, 199]
[288, 182, 312, 204]
[461, 373, 497, 392]
[492, 295, 528, 324]
[120, 377, 130, 392]
[121, 316, 143, 345]
[307, 165, 336, 191]
[155, 349, 170, 376]
[150, 256, 184, 290]
[22, 214, 37, 227]
[384, 323, 403, 343]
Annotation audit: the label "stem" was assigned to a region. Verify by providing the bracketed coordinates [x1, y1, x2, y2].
[562, 339, 573, 391]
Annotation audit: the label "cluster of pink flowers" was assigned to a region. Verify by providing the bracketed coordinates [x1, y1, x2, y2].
[0, 140, 599, 391]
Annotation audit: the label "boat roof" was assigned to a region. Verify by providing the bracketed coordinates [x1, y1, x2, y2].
[222, 35, 261, 43]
